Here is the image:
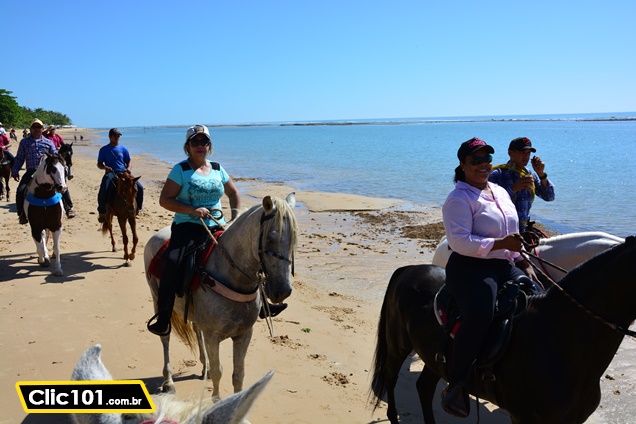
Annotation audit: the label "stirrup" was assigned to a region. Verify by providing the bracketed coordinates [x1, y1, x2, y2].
[147, 312, 171, 336]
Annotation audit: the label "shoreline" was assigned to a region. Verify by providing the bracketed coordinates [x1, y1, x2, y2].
[1, 128, 631, 423]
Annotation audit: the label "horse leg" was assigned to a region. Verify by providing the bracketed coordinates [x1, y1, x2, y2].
[51, 229, 63, 276]
[203, 331, 223, 400]
[32, 229, 50, 267]
[160, 333, 176, 394]
[107, 214, 117, 252]
[231, 329, 253, 393]
[128, 216, 138, 261]
[116, 215, 130, 263]
[194, 323, 209, 379]
[417, 365, 441, 424]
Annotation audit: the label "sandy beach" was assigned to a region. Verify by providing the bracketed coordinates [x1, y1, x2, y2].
[1, 128, 634, 424]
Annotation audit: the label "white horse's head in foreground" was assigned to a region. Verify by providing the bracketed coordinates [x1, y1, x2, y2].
[70, 344, 273, 424]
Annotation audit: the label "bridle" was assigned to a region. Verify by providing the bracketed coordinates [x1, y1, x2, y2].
[521, 235, 636, 338]
[199, 208, 295, 335]
[34, 155, 66, 194]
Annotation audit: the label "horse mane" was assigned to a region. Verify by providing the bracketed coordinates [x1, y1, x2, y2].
[546, 231, 624, 242]
[232, 196, 298, 249]
[556, 236, 634, 289]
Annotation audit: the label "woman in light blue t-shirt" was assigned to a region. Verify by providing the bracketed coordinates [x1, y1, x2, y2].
[147, 124, 241, 336]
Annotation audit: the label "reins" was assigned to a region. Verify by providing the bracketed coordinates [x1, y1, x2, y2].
[520, 235, 636, 339]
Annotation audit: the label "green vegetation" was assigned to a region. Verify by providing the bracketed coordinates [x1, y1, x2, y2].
[0, 89, 73, 128]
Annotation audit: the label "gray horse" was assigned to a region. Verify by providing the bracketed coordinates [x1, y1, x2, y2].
[144, 193, 298, 399]
[71, 344, 273, 424]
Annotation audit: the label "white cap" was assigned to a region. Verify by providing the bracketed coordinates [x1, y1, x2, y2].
[186, 125, 210, 142]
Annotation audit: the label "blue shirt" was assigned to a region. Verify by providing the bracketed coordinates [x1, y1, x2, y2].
[97, 144, 131, 172]
[488, 162, 555, 231]
[167, 160, 229, 226]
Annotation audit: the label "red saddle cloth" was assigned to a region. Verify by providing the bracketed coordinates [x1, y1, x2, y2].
[147, 230, 224, 291]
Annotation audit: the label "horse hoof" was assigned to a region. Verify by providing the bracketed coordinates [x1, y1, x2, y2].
[41, 258, 51, 268]
[123, 261, 132, 267]
[112, 248, 117, 252]
[53, 270, 64, 276]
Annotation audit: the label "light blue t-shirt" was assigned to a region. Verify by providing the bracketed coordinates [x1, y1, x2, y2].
[167, 160, 229, 226]
[97, 144, 131, 172]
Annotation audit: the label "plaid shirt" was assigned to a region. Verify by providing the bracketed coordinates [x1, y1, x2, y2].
[12, 136, 57, 174]
[488, 162, 555, 231]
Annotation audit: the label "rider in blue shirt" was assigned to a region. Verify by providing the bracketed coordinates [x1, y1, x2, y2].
[96, 128, 144, 222]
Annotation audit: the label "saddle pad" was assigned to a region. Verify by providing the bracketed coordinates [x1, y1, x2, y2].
[147, 230, 224, 292]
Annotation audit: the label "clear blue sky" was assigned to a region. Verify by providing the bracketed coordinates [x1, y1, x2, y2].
[4, 1, 635, 128]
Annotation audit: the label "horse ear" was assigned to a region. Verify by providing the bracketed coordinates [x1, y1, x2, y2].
[263, 195, 274, 212]
[285, 192, 296, 209]
[71, 344, 113, 381]
[133, 176, 141, 182]
[201, 370, 274, 424]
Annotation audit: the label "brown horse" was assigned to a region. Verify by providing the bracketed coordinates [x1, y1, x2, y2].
[0, 149, 11, 201]
[101, 171, 140, 266]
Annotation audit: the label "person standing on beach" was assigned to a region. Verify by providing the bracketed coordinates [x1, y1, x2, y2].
[96, 128, 144, 222]
[440, 137, 539, 418]
[488, 137, 555, 232]
[12, 118, 76, 224]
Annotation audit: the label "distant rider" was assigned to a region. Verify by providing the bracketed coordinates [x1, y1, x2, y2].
[96, 128, 144, 222]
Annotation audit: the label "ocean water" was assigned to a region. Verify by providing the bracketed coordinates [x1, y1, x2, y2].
[96, 113, 636, 237]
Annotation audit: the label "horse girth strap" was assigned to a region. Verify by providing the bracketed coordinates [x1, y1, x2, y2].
[199, 272, 258, 302]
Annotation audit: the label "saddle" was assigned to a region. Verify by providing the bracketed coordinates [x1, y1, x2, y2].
[434, 275, 537, 371]
[147, 230, 223, 297]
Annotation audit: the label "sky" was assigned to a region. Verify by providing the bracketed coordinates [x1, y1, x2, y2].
[4, 1, 635, 128]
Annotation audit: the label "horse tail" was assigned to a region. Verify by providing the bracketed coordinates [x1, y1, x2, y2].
[170, 311, 198, 353]
[369, 266, 411, 410]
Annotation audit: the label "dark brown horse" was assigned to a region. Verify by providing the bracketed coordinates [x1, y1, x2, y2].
[0, 149, 10, 201]
[101, 171, 140, 266]
[58, 142, 74, 180]
[370, 237, 636, 424]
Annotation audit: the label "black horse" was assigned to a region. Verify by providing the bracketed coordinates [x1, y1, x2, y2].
[58, 142, 74, 180]
[370, 236, 636, 424]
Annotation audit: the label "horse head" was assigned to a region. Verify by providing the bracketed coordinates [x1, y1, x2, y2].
[70, 344, 274, 424]
[222, 192, 298, 303]
[35, 153, 67, 194]
[116, 171, 140, 214]
[59, 142, 73, 167]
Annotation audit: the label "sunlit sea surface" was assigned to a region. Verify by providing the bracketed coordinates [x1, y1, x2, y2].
[94, 112, 636, 237]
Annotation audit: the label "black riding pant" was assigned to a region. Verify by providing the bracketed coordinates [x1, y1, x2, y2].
[17, 169, 73, 216]
[156, 222, 218, 319]
[445, 252, 526, 383]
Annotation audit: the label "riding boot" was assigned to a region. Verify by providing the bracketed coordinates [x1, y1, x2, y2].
[441, 381, 470, 418]
[147, 280, 178, 336]
[259, 302, 288, 319]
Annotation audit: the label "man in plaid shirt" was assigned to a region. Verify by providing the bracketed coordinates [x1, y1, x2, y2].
[11, 118, 76, 224]
[488, 137, 555, 232]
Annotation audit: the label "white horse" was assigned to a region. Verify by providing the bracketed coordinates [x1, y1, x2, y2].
[24, 152, 67, 276]
[144, 193, 298, 399]
[70, 344, 273, 424]
[432, 231, 625, 281]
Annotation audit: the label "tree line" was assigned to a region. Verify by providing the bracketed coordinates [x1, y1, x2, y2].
[0, 89, 73, 128]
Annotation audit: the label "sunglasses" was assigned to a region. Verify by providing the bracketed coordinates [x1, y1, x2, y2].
[189, 139, 210, 147]
[469, 154, 493, 165]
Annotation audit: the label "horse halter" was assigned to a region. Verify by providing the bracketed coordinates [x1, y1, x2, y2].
[258, 212, 295, 279]
[35, 154, 66, 193]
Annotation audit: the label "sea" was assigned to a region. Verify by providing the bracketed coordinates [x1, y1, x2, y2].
[94, 112, 636, 238]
